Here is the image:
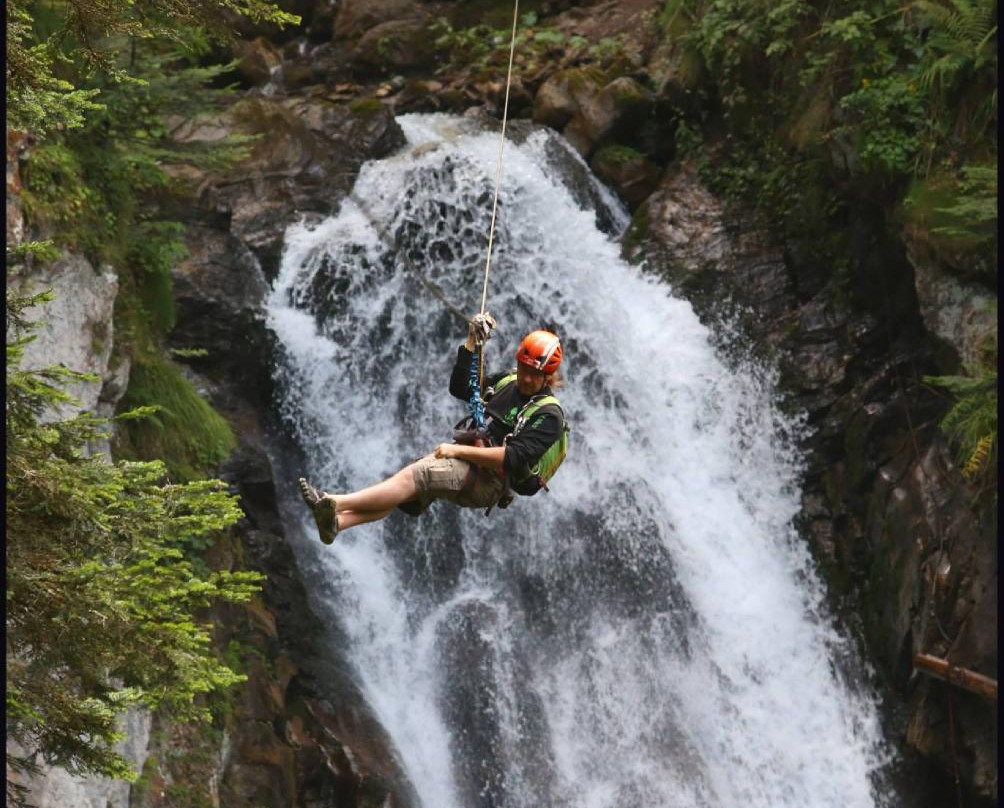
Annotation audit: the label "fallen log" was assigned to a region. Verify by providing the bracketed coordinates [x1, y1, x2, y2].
[914, 654, 998, 701]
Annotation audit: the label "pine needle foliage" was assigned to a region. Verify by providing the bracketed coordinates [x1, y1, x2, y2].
[6, 0, 299, 136]
[6, 290, 262, 786]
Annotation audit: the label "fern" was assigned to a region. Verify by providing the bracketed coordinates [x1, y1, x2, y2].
[932, 163, 998, 244]
[925, 350, 998, 487]
[912, 0, 997, 111]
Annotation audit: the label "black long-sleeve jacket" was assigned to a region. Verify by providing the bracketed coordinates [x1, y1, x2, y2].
[448, 345, 563, 480]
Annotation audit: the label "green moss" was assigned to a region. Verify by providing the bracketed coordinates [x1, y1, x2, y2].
[349, 97, 384, 118]
[114, 352, 235, 482]
[621, 203, 651, 262]
[565, 65, 610, 93]
[595, 144, 644, 165]
[131, 755, 160, 804]
[164, 782, 214, 808]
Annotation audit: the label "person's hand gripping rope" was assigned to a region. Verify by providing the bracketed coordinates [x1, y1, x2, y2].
[469, 312, 497, 344]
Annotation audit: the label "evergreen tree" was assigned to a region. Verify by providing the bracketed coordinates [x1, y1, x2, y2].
[6, 291, 263, 793]
[7, 0, 299, 135]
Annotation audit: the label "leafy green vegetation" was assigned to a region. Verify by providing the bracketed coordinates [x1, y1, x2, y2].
[904, 164, 998, 267]
[7, 0, 298, 136]
[432, 15, 629, 78]
[6, 0, 296, 796]
[6, 292, 262, 788]
[925, 339, 998, 491]
[14, 11, 276, 486]
[649, 0, 998, 487]
[656, 0, 997, 251]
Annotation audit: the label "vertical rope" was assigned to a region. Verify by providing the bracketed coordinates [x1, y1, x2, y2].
[479, 0, 520, 317]
[468, 0, 520, 428]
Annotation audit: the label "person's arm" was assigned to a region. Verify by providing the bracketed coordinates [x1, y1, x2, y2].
[449, 345, 507, 402]
[450, 315, 498, 400]
[434, 442, 506, 471]
[449, 344, 476, 400]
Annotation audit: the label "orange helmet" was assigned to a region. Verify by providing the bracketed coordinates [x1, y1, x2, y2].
[516, 330, 562, 373]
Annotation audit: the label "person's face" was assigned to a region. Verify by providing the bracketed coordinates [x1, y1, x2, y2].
[516, 362, 549, 395]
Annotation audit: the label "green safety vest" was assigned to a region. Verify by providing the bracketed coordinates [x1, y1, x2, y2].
[491, 373, 569, 495]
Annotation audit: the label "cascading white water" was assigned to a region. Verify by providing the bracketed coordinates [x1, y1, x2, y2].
[266, 114, 893, 808]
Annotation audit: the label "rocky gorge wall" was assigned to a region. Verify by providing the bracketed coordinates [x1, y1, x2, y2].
[626, 163, 997, 804]
[7, 92, 410, 808]
[7, 0, 996, 804]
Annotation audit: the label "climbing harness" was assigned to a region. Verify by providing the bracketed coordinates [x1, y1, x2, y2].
[491, 372, 568, 495]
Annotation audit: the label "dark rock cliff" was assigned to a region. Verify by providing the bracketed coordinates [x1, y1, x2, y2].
[153, 96, 412, 807]
[626, 161, 997, 804]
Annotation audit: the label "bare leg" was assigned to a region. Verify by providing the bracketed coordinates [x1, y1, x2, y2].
[299, 464, 420, 541]
[333, 463, 419, 515]
[336, 508, 394, 531]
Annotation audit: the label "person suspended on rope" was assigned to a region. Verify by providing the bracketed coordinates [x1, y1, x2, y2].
[297, 315, 568, 543]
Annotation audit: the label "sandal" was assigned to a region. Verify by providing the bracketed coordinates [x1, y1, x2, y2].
[298, 477, 339, 545]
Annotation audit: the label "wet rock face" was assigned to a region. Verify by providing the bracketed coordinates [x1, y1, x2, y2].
[627, 162, 997, 802]
[866, 441, 998, 802]
[902, 234, 997, 369]
[155, 85, 417, 808]
[170, 95, 405, 281]
[169, 227, 273, 405]
[435, 600, 558, 808]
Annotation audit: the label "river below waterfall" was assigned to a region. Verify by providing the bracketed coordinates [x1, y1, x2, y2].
[265, 113, 893, 808]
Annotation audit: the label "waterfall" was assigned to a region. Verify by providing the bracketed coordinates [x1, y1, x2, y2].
[265, 114, 892, 808]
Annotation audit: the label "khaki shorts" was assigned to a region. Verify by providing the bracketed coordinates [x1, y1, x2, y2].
[402, 453, 506, 516]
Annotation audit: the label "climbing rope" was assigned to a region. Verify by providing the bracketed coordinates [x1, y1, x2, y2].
[479, 0, 520, 318]
[351, 1, 522, 430]
[467, 0, 521, 428]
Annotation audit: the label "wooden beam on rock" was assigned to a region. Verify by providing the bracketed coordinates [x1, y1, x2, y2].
[914, 654, 998, 702]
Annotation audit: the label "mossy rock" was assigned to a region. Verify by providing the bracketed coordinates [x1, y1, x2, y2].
[114, 352, 236, 482]
[226, 97, 313, 170]
[349, 97, 385, 118]
[594, 144, 645, 165]
[591, 144, 662, 208]
[354, 18, 439, 73]
[621, 202, 652, 262]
